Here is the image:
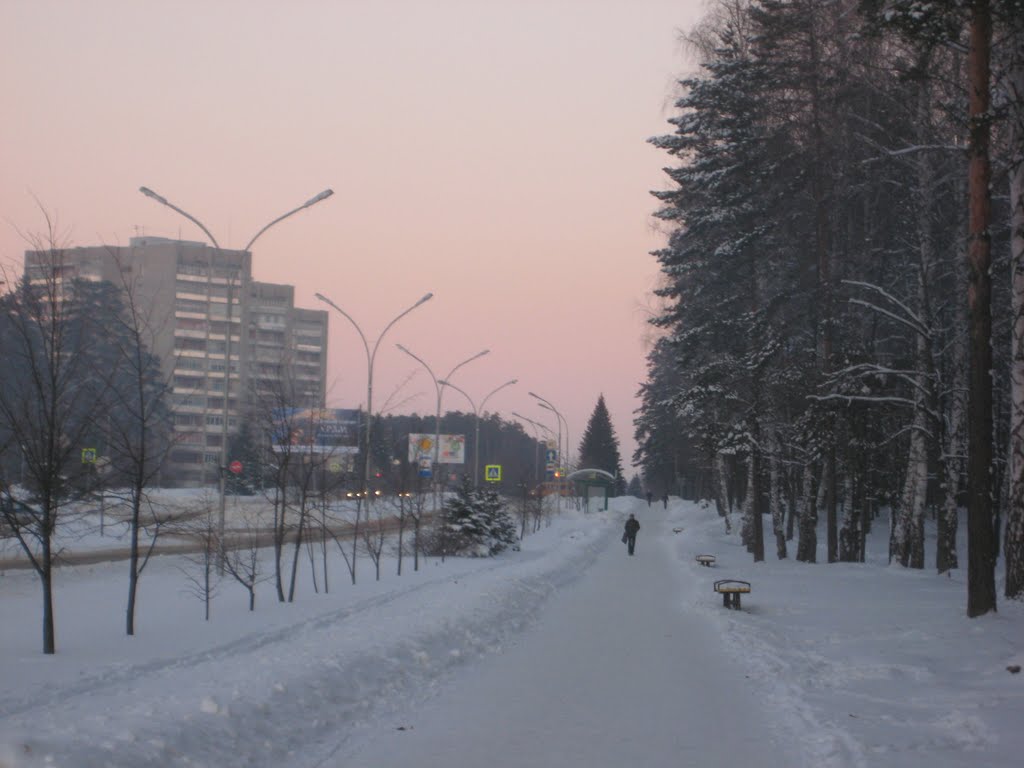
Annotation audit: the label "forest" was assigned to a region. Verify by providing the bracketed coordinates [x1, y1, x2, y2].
[632, 0, 1023, 615]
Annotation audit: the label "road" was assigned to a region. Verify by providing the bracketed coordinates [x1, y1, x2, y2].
[0, 513, 423, 571]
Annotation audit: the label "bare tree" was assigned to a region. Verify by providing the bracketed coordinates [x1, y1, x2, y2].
[246, 364, 311, 602]
[177, 501, 221, 621]
[362, 497, 388, 581]
[222, 506, 269, 611]
[327, 492, 366, 585]
[0, 213, 116, 653]
[99, 247, 175, 636]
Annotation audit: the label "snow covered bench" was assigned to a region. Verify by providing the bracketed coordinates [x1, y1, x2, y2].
[714, 579, 751, 610]
[696, 554, 716, 567]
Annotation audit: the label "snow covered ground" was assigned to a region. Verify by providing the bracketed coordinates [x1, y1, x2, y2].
[1, 496, 1022, 767]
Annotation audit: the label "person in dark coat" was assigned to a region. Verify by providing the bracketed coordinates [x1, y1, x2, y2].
[623, 513, 640, 556]
[645, 491, 653, 507]
[661, 493, 668, 509]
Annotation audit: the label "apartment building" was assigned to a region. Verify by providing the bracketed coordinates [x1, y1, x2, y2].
[24, 237, 327, 486]
[248, 281, 328, 408]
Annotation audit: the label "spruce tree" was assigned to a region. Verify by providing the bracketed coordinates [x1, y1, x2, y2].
[437, 476, 518, 556]
[577, 395, 625, 492]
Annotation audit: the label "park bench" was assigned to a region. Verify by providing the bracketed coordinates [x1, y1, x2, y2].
[713, 579, 751, 610]
[696, 554, 716, 567]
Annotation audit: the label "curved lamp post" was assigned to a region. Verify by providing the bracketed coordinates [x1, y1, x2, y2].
[395, 345, 489, 497]
[440, 379, 518, 486]
[511, 411, 557, 487]
[139, 185, 334, 568]
[314, 292, 433, 502]
[529, 392, 569, 510]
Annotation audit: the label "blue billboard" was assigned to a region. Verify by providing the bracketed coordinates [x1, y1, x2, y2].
[271, 408, 361, 454]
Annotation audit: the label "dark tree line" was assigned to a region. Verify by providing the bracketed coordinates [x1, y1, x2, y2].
[634, 0, 1024, 613]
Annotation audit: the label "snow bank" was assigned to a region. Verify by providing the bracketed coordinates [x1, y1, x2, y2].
[663, 499, 1024, 768]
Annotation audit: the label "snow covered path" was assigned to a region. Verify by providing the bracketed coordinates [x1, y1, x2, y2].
[328, 506, 801, 767]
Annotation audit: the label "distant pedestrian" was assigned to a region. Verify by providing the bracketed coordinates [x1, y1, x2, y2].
[662, 493, 668, 509]
[645, 491, 653, 507]
[623, 513, 640, 556]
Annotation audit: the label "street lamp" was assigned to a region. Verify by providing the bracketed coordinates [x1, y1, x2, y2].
[529, 392, 570, 473]
[395, 345, 489, 501]
[315, 292, 434, 504]
[139, 185, 334, 567]
[440, 379, 518, 486]
[529, 392, 569, 510]
[511, 411, 557, 488]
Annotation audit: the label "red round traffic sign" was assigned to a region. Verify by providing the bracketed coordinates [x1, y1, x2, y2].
[229, 460, 243, 474]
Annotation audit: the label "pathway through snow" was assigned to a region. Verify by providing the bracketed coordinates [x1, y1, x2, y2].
[326, 505, 803, 767]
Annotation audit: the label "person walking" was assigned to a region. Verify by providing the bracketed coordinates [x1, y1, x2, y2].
[645, 491, 653, 507]
[623, 513, 640, 556]
[661, 493, 668, 509]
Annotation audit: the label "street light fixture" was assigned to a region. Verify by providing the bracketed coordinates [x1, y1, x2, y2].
[139, 185, 334, 569]
[440, 378, 518, 486]
[529, 392, 569, 510]
[395, 345, 489, 503]
[315, 292, 434, 508]
[511, 411, 557, 488]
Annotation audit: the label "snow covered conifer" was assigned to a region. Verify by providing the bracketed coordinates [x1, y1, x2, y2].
[437, 476, 517, 556]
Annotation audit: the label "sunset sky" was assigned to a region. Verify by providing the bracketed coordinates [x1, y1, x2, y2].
[1, 0, 704, 473]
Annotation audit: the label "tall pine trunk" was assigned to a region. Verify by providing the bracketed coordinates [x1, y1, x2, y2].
[714, 451, 732, 534]
[939, 171, 970, 574]
[796, 461, 818, 563]
[1006, 10, 1024, 600]
[746, 442, 765, 562]
[966, 0, 998, 617]
[769, 429, 788, 559]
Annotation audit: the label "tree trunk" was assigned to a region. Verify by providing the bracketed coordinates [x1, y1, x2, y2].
[839, 472, 860, 562]
[748, 445, 764, 562]
[351, 498, 362, 585]
[42, 536, 55, 654]
[769, 430, 787, 559]
[826, 448, 838, 563]
[966, 0, 998, 617]
[894, 414, 929, 568]
[126, 478, 145, 636]
[796, 461, 818, 563]
[288, 501, 307, 603]
[714, 451, 732, 534]
[127, 511, 139, 636]
[1006, 10, 1024, 600]
[274, 484, 286, 603]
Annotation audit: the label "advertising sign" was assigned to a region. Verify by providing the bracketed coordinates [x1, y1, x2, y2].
[407, 433, 466, 464]
[271, 408, 361, 454]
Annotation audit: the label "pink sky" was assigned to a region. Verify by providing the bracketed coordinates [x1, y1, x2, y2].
[1, 0, 703, 472]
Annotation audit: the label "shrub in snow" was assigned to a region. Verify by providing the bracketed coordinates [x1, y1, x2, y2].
[431, 477, 518, 557]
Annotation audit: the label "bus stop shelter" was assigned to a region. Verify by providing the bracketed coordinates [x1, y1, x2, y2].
[566, 469, 616, 512]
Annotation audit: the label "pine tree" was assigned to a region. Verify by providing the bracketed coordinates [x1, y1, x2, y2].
[577, 395, 625, 493]
[437, 476, 517, 556]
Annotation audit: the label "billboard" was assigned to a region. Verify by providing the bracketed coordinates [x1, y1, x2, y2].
[271, 408, 361, 454]
[407, 433, 466, 464]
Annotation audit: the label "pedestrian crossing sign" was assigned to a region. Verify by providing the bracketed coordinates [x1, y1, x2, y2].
[485, 465, 502, 482]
